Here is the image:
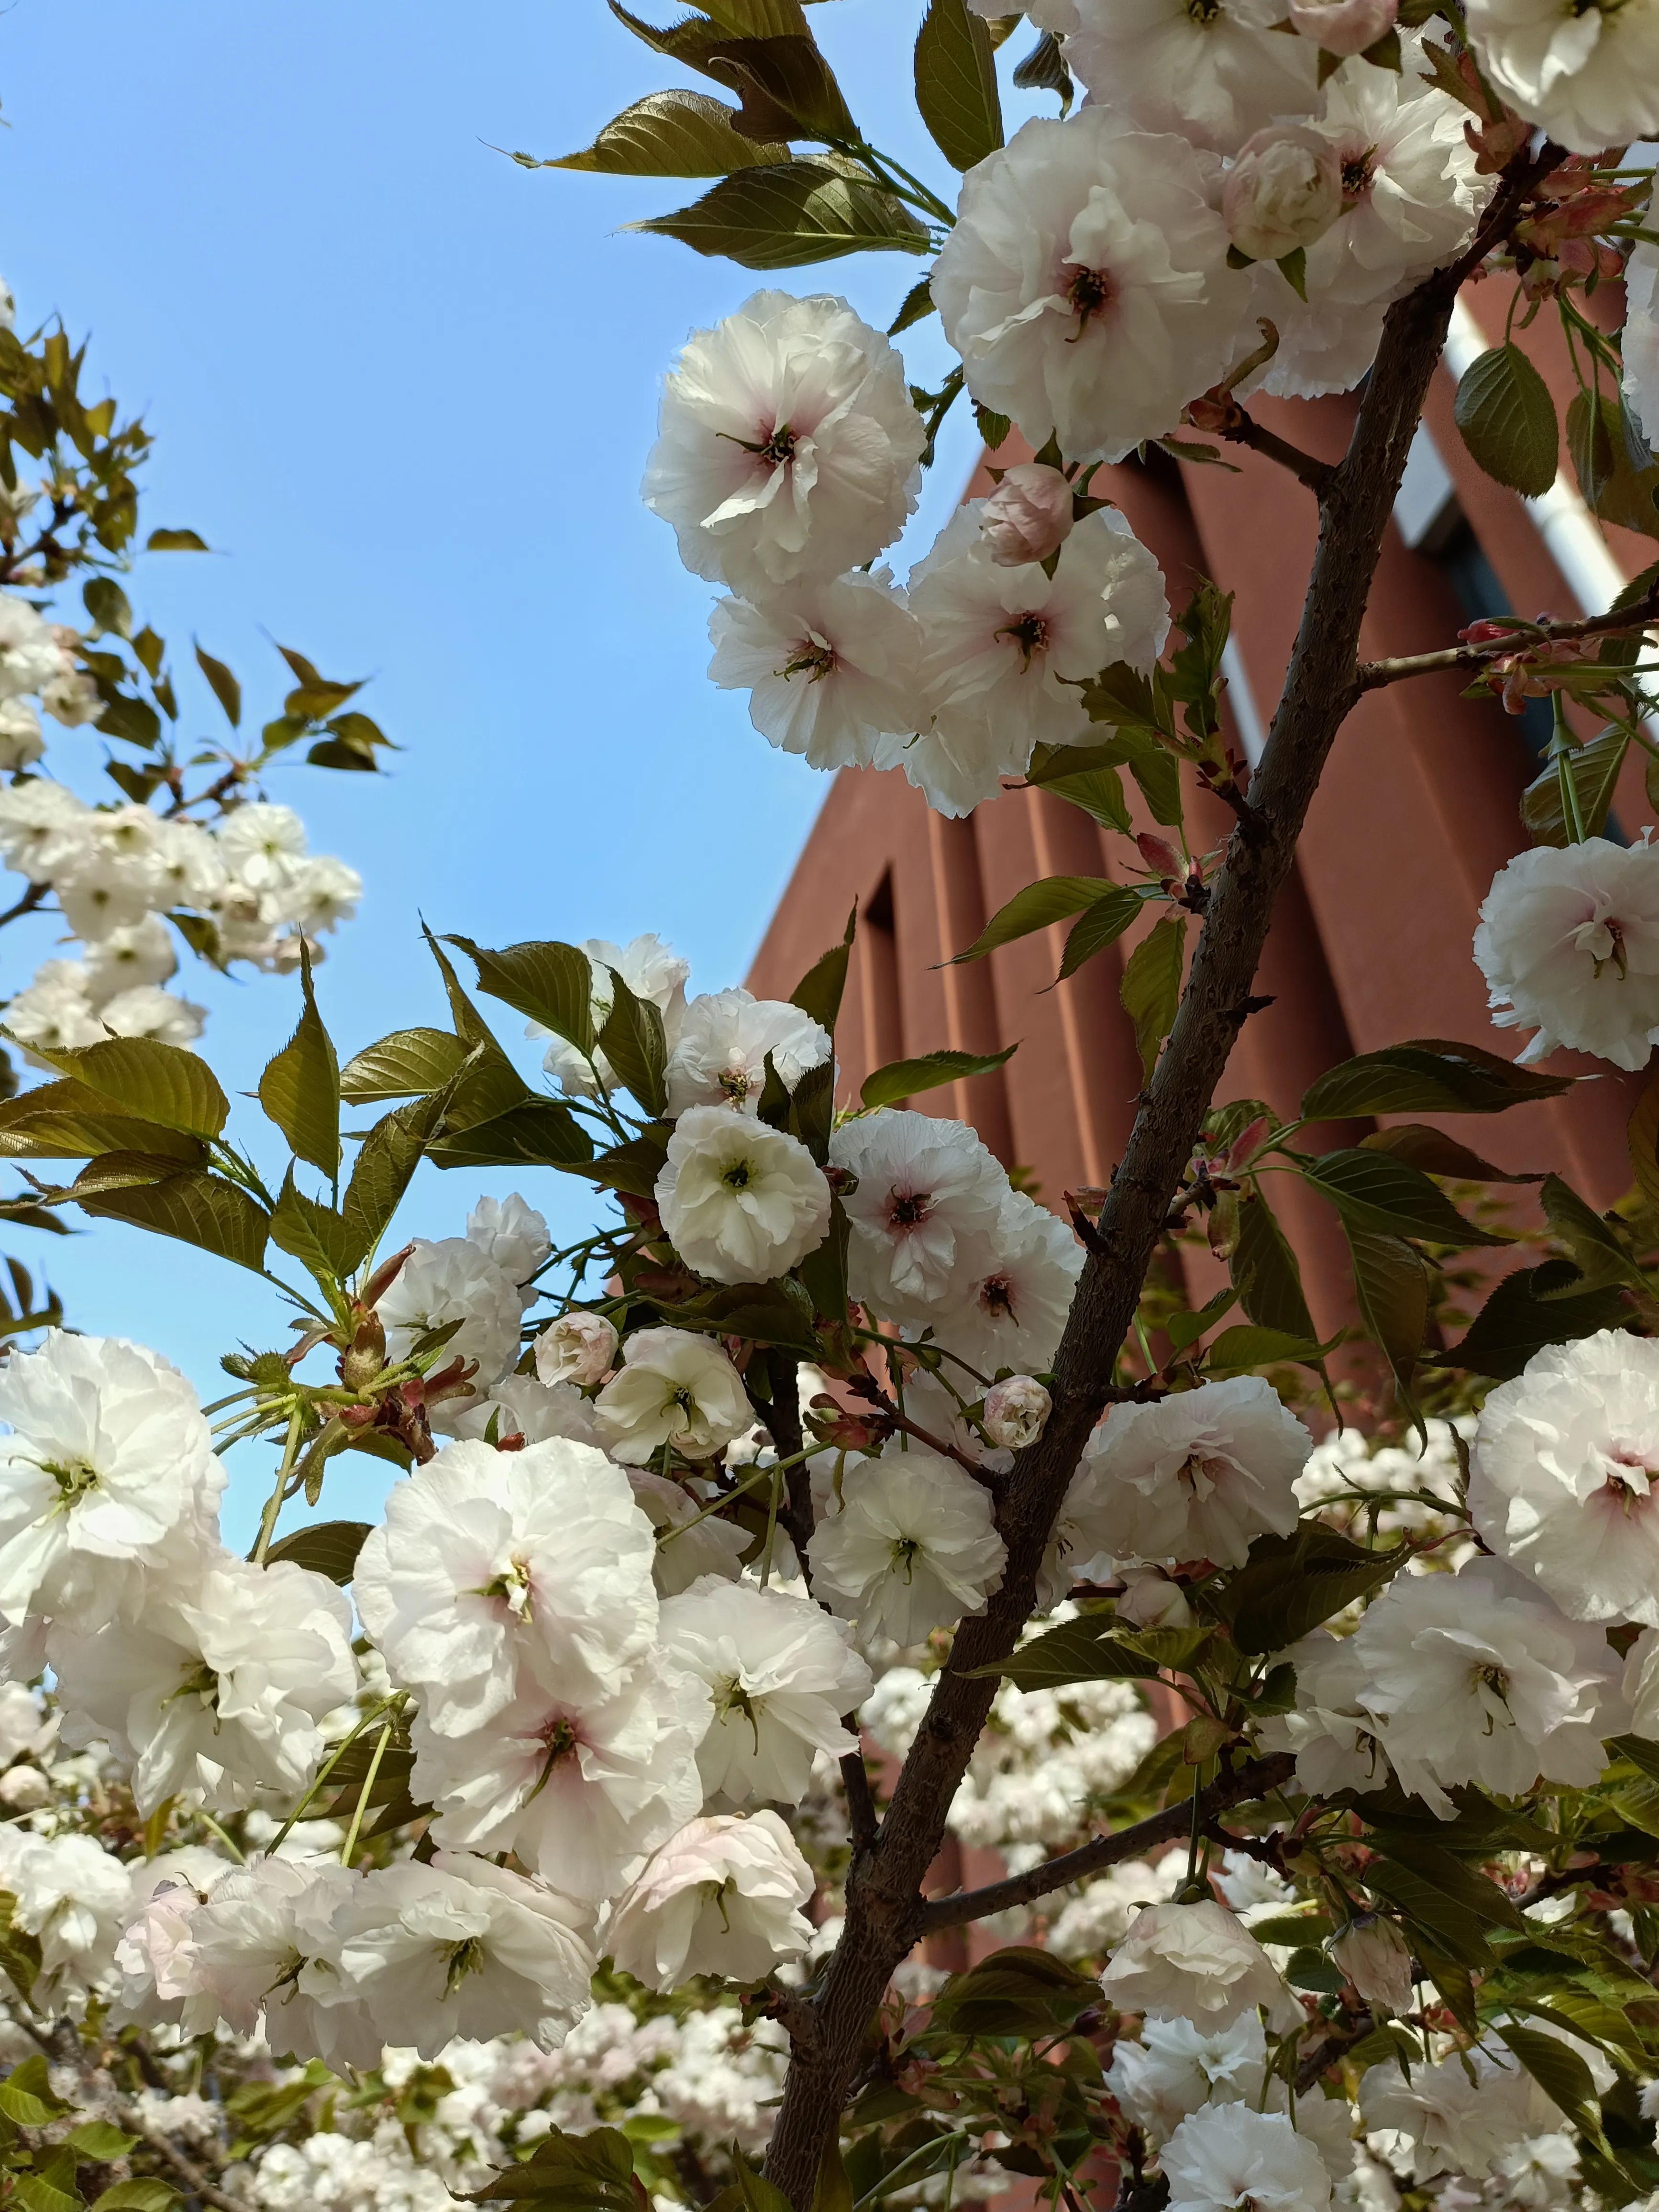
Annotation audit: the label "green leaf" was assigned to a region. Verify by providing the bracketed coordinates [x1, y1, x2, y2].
[83, 575, 133, 639]
[0, 1084, 206, 1164]
[18, 2158, 84, 2212]
[0, 1907, 39, 2012]
[951, 875, 1117, 962]
[194, 642, 242, 727]
[889, 278, 935, 336]
[270, 1168, 360, 1285]
[1202, 1323, 1323, 1371]
[598, 967, 669, 1116]
[341, 1089, 453, 1269]
[1363, 1861, 1494, 1968]
[1538, 1172, 1644, 1295]
[580, 1128, 672, 1201]
[74, 1164, 269, 1274]
[265, 1520, 373, 1584]
[258, 952, 340, 1175]
[1300, 1147, 1513, 1246]
[1218, 1524, 1407, 1654]
[1041, 765, 1133, 834]
[145, 527, 209, 552]
[67, 2124, 138, 2160]
[631, 160, 929, 269]
[1058, 886, 1146, 981]
[1361, 1123, 1543, 1185]
[92, 2189, 182, 2212]
[20, 1035, 228, 1138]
[1453, 344, 1559, 498]
[699, 0, 808, 34]
[861, 1045, 1015, 1112]
[427, 1098, 594, 1170]
[536, 88, 787, 175]
[790, 906, 856, 1035]
[670, 1278, 821, 1357]
[1522, 725, 1629, 847]
[1345, 1220, 1429, 1403]
[914, 0, 1002, 171]
[1301, 1038, 1572, 1120]
[1630, 1069, 1659, 1207]
[973, 1614, 1161, 1690]
[1370, 1834, 1526, 1929]
[1120, 916, 1186, 1078]
[468, 2123, 638, 2208]
[1230, 1187, 1315, 1340]
[1493, 2023, 1606, 2137]
[929, 1947, 1102, 2038]
[0, 2053, 63, 2123]
[1438, 1262, 1629, 1379]
[1569, 390, 1659, 540]
[340, 1028, 470, 1102]
[446, 936, 595, 1057]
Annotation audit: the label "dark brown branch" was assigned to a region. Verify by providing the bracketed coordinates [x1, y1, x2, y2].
[759, 135, 1567, 2212]
[1210, 403, 1336, 498]
[917, 1752, 1295, 1934]
[841, 1736, 879, 1856]
[0, 880, 48, 930]
[1356, 584, 1659, 693]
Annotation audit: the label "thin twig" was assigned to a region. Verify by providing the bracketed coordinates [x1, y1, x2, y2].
[1356, 586, 1659, 692]
[1203, 402, 1337, 499]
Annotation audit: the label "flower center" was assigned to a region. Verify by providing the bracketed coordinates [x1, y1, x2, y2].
[979, 1273, 1016, 1319]
[476, 1551, 535, 1621]
[443, 1936, 486, 1998]
[1185, 0, 1220, 19]
[780, 638, 836, 684]
[166, 1661, 220, 1715]
[891, 1534, 922, 1582]
[715, 1675, 765, 1752]
[996, 612, 1051, 670]
[722, 1156, 755, 1191]
[42, 1455, 100, 1507]
[1340, 150, 1378, 205]
[761, 422, 798, 466]
[1062, 263, 1115, 338]
[1572, 911, 1628, 978]
[888, 1188, 933, 1228]
[1474, 1662, 1512, 1726]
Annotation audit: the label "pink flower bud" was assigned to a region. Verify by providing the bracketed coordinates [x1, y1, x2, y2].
[534, 1309, 619, 1388]
[983, 1374, 1052, 1449]
[1116, 1567, 1195, 1630]
[1222, 128, 1344, 265]
[980, 464, 1074, 568]
[1287, 0, 1397, 54]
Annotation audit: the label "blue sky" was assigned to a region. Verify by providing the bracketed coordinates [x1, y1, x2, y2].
[0, 0, 1033, 1541]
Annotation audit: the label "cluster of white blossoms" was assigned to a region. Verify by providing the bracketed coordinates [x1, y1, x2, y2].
[0, 780, 361, 1057]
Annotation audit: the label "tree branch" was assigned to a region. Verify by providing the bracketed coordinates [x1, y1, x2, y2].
[1198, 401, 1337, 498]
[1356, 585, 1659, 693]
[917, 1753, 1295, 1934]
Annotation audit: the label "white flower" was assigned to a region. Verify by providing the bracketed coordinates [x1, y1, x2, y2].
[465, 1193, 551, 1294]
[938, 1190, 1084, 1377]
[0, 1331, 226, 1627]
[217, 801, 307, 889]
[52, 1551, 357, 1815]
[112, 1846, 235, 2032]
[808, 1444, 1007, 1645]
[1344, 1557, 1620, 1816]
[1358, 2046, 1531, 2180]
[1098, 1900, 1302, 2031]
[606, 1811, 814, 1991]
[275, 854, 361, 935]
[1624, 1624, 1659, 1739]
[644, 290, 925, 596]
[1327, 1914, 1414, 2014]
[1067, 0, 1322, 153]
[661, 1575, 872, 1807]
[413, 1657, 709, 1901]
[82, 915, 177, 1002]
[933, 113, 1253, 465]
[0, 1681, 48, 1764]
[1070, 1376, 1311, 1570]
[1224, 127, 1343, 263]
[830, 1109, 1007, 1325]
[450, 1372, 601, 1449]
[0, 595, 69, 701]
[630, 1470, 752, 1595]
[535, 1310, 619, 1388]
[151, 819, 227, 908]
[981, 463, 1076, 568]
[0, 698, 42, 770]
[99, 984, 206, 1047]
[535, 933, 689, 1099]
[983, 1376, 1053, 1451]
[903, 504, 1171, 812]
[1107, 2012, 1266, 2141]
[655, 1105, 830, 1287]
[375, 1237, 523, 1410]
[189, 1855, 380, 2072]
[665, 988, 831, 1118]
[53, 845, 160, 940]
[593, 1327, 753, 1464]
[0, 1827, 132, 2015]
[4, 968, 105, 1055]
[1624, 243, 1659, 448]
[708, 573, 923, 774]
[353, 1436, 658, 1732]
[1288, 0, 1399, 54]
[1164, 2104, 1331, 2212]
[1474, 832, 1659, 1069]
[1468, 1329, 1659, 1627]
[1465, 0, 1659, 152]
[1261, 1628, 1395, 1799]
[0, 780, 88, 880]
[335, 1852, 595, 2057]
[42, 666, 103, 728]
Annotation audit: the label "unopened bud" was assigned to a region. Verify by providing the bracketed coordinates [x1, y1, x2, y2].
[981, 464, 1075, 567]
[1287, 0, 1397, 54]
[982, 1375, 1052, 1450]
[1223, 127, 1344, 265]
[1116, 1566, 1195, 1630]
[1327, 1913, 1414, 2013]
[0, 1765, 49, 1811]
[534, 1309, 619, 1389]
[340, 1308, 387, 1394]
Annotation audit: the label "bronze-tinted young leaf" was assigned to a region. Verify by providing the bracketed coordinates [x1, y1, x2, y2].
[22, 1035, 229, 1139]
[697, 34, 856, 140]
[598, 968, 669, 1115]
[257, 952, 340, 1175]
[265, 1520, 373, 1585]
[951, 875, 1116, 963]
[1230, 1188, 1315, 1340]
[861, 1044, 1015, 1112]
[580, 1128, 672, 1201]
[1201, 1322, 1323, 1370]
[340, 1028, 470, 1102]
[1360, 1123, 1543, 1185]
[1058, 885, 1145, 980]
[1371, 1833, 1525, 1928]
[1453, 344, 1559, 499]
[1302, 1146, 1511, 1246]
[915, 0, 1003, 170]
[0, 1080, 206, 1164]
[194, 641, 242, 727]
[699, 0, 809, 34]
[1363, 1861, 1493, 1969]
[446, 935, 596, 1057]
[1300, 1038, 1572, 1119]
[74, 1163, 270, 1275]
[1120, 915, 1186, 1078]
[1521, 725, 1628, 847]
[538, 88, 788, 177]
[631, 161, 929, 269]
[1218, 1524, 1407, 1654]
[1438, 1261, 1628, 1379]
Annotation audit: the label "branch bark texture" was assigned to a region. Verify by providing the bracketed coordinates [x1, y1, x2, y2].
[760, 148, 1558, 2212]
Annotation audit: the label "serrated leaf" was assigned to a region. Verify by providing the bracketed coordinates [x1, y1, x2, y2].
[929, 1947, 1102, 2038]
[67, 2124, 138, 2160]
[1059, 885, 1145, 980]
[1041, 766, 1133, 835]
[1220, 1524, 1407, 1654]
[1361, 1123, 1543, 1185]
[1345, 1219, 1429, 1403]
[860, 1045, 1015, 1112]
[468, 2123, 638, 2208]
[1301, 1147, 1513, 1246]
[790, 906, 856, 1035]
[1120, 916, 1186, 1078]
[194, 642, 242, 727]
[270, 1167, 359, 1284]
[1231, 1187, 1315, 1341]
[427, 1098, 594, 1171]
[1522, 725, 1628, 847]
[20, 1035, 228, 1138]
[447, 936, 596, 1057]
[0, 2053, 63, 2122]
[1202, 1322, 1323, 1370]
[951, 875, 1116, 963]
[1538, 1172, 1643, 1295]
[340, 1028, 470, 1102]
[700, 0, 808, 34]
[598, 967, 668, 1115]
[1361, 1863, 1494, 1969]
[632, 160, 929, 269]
[265, 1520, 372, 1584]
[971, 1614, 1161, 1690]
[74, 1163, 269, 1273]
[538, 88, 787, 176]
[1301, 1038, 1572, 1120]
[1370, 1833, 1525, 1929]
[1453, 344, 1559, 499]
[914, 0, 1002, 170]
[341, 1089, 452, 1269]
[258, 952, 340, 1174]
[18, 2160, 84, 2212]
[92, 2187, 181, 2212]
[1493, 2022, 1605, 2137]
[1438, 1262, 1629, 1379]
[889, 278, 935, 336]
